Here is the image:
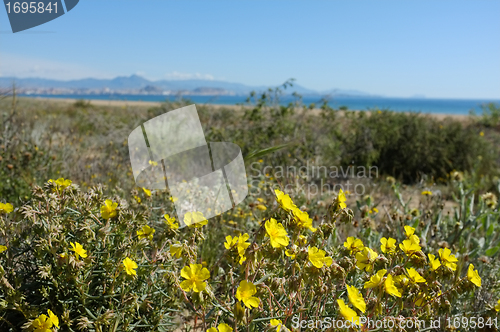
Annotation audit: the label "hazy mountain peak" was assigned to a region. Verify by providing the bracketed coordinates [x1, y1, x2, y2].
[0, 75, 372, 97]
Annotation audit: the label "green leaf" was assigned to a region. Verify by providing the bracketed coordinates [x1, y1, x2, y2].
[243, 143, 291, 162]
[485, 245, 500, 257]
[486, 222, 495, 237]
[255, 273, 274, 285]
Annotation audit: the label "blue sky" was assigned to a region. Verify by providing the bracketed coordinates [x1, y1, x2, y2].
[1, 0, 499, 98]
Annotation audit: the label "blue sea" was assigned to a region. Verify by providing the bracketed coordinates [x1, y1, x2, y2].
[22, 94, 500, 115]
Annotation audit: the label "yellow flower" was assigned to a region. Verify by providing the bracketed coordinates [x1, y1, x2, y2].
[236, 233, 251, 257]
[170, 242, 182, 258]
[285, 248, 296, 260]
[467, 264, 481, 287]
[256, 204, 267, 211]
[236, 280, 260, 309]
[438, 248, 458, 271]
[355, 247, 378, 272]
[337, 189, 347, 209]
[406, 268, 426, 283]
[308, 246, 333, 268]
[270, 319, 282, 332]
[415, 292, 429, 307]
[343, 237, 364, 254]
[164, 214, 179, 229]
[399, 236, 421, 256]
[47, 309, 59, 328]
[428, 254, 441, 271]
[49, 177, 72, 189]
[184, 211, 208, 227]
[265, 218, 289, 248]
[224, 235, 238, 249]
[336, 299, 360, 326]
[394, 275, 410, 288]
[495, 299, 500, 312]
[257, 197, 264, 203]
[384, 274, 402, 297]
[207, 323, 233, 332]
[292, 208, 317, 232]
[372, 207, 379, 213]
[0, 245, 7, 253]
[274, 189, 297, 212]
[364, 269, 387, 289]
[100, 199, 118, 219]
[346, 284, 366, 313]
[480, 131, 484, 137]
[31, 314, 53, 332]
[404, 225, 415, 237]
[149, 160, 158, 166]
[142, 187, 152, 197]
[70, 242, 87, 260]
[170, 196, 178, 203]
[180, 264, 210, 292]
[123, 257, 138, 276]
[137, 225, 155, 240]
[133, 195, 141, 203]
[421, 190, 432, 196]
[0, 202, 14, 213]
[380, 237, 396, 253]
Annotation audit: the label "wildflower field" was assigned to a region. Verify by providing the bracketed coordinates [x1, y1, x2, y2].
[1, 87, 500, 331]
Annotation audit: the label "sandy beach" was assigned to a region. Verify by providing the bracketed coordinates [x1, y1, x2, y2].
[23, 96, 471, 121]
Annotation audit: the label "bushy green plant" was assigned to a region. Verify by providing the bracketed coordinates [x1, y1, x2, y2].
[0, 181, 178, 331]
[473, 102, 500, 128]
[335, 109, 498, 183]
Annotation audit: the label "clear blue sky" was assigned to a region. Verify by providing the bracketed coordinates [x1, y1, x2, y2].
[1, 0, 499, 98]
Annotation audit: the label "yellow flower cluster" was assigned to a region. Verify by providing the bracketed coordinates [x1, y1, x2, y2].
[172, 187, 488, 330]
[224, 233, 251, 264]
[275, 189, 316, 231]
[334, 224, 483, 325]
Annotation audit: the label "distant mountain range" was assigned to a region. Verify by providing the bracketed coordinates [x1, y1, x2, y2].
[0, 75, 373, 97]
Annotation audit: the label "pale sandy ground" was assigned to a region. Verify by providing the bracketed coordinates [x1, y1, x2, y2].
[25, 97, 471, 122]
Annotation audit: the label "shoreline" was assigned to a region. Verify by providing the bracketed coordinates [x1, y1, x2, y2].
[21, 96, 471, 121]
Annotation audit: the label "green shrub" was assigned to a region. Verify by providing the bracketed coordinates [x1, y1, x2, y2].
[335, 110, 498, 183]
[0, 182, 178, 331]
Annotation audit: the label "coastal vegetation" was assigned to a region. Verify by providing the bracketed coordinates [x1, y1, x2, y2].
[1, 87, 500, 331]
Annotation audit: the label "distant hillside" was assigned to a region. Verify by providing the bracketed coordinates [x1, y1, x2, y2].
[0, 75, 372, 97]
